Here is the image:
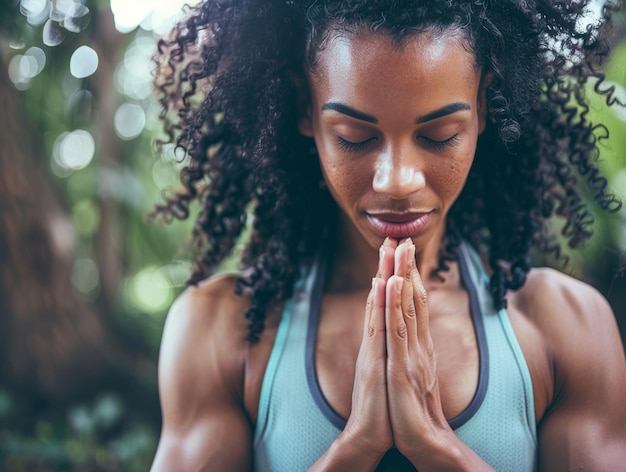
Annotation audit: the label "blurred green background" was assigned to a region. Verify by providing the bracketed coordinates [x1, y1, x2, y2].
[0, 1, 624, 471]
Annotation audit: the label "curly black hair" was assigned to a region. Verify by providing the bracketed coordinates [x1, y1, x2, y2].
[152, 0, 624, 341]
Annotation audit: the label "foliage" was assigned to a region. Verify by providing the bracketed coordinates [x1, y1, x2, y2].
[0, 0, 197, 469]
[0, 389, 157, 471]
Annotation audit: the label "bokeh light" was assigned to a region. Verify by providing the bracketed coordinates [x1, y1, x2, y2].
[72, 258, 100, 295]
[52, 1, 91, 34]
[70, 45, 99, 79]
[19, 0, 92, 44]
[43, 18, 66, 46]
[114, 103, 146, 140]
[109, 0, 203, 34]
[53, 130, 96, 170]
[7, 46, 47, 90]
[114, 34, 154, 100]
[124, 266, 174, 313]
[20, 0, 49, 26]
[72, 200, 101, 237]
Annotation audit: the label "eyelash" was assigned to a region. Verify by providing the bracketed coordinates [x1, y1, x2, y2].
[421, 134, 460, 151]
[335, 134, 460, 154]
[335, 136, 376, 154]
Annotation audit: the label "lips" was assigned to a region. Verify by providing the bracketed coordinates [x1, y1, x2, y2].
[366, 211, 434, 239]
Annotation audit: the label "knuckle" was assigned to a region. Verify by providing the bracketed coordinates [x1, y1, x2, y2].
[396, 323, 407, 338]
[368, 324, 385, 339]
[416, 287, 428, 306]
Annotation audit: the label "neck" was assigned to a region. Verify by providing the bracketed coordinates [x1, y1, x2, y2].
[326, 212, 446, 292]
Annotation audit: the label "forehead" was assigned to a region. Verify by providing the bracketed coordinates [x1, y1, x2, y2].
[307, 31, 480, 105]
[313, 29, 477, 80]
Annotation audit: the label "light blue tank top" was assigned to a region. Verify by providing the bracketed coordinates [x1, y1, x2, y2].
[253, 241, 537, 471]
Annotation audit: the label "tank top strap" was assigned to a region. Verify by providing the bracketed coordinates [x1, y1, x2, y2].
[253, 240, 538, 471]
[454, 241, 538, 467]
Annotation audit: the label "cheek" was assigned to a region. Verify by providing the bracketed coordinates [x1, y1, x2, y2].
[318, 144, 366, 202]
[431, 148, 475, 201]
[321, 161, 363, 204]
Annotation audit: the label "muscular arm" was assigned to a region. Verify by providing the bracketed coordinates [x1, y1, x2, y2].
[151, 278, 252, 472]
[529, 272, 626, 470]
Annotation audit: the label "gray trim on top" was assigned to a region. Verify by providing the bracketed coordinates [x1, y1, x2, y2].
[305, 241, 490, 432]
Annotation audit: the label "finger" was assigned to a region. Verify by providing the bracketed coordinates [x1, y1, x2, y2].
[410, 252, 432, 349]
[385, 275, 408, 362]
[376, 237, 396, 281]
[371, 277, 386, 337]
[362, 278, 376, 339]
[387, 239, 414, 353]
[399, 242, 418, 347]
[362, 277, 386, 352]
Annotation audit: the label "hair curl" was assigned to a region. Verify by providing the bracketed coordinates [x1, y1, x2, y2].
[152, 0, 624, 341]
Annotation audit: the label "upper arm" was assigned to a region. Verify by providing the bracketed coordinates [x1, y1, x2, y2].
[534, 276, 626, 471]
[151, 282, 252, 472]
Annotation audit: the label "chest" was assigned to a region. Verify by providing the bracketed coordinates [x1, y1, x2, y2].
[244, 277, 551, 427]
[315, 287, 479, 422]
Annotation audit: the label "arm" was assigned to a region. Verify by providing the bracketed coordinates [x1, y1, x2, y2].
[151, 280, 252, 472]
[535, 276, 626, 471]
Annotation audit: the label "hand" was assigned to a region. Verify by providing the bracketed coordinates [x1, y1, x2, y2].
[341, 238, 396, 458]
[385, 239, 450, 460]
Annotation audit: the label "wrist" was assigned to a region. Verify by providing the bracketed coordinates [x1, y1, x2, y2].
[337, 429, 388, 464]
[307, 431, 387, 472]
[400, 430, 494, 472]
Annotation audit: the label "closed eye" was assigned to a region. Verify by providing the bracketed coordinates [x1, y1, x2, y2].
[420, 134, 460, 151]
[336, 136, 377, 154]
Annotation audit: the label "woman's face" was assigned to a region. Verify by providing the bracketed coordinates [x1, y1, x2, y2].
[299, 30, 489, 250]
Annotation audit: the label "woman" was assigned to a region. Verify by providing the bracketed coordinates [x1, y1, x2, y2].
[150, 1, 626, 470]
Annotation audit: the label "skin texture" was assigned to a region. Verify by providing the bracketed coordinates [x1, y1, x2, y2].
[151, 31, 626, 471]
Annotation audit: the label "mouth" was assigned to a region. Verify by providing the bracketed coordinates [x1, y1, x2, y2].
[366, 211, 434, 239]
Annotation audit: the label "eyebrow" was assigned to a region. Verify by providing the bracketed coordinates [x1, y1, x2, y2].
[321, 102, 378, 123]
[415, 102, 471, 123]
[321, 101, 471, 124]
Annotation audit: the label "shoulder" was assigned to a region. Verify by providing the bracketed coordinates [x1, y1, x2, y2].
[158, 273, 252, 412]
[165, 273, 251, 345]
[509, 267, 616, 341]
[508, 267, 625, 406]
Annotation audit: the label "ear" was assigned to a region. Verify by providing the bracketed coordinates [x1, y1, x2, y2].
[291, 71, 314, 137]
[477, 71, 493, 135]
[298, 106, 314, 137]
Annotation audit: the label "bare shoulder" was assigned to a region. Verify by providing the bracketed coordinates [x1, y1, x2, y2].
[508, 266, 625, 406]
[159, 273, 251, 405]
[165, 273, 251, 348]
[509, 267, 618, 339]
[509, 267, 624, 365]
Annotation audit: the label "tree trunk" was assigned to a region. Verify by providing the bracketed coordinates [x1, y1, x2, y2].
[0, 52, 112, 402]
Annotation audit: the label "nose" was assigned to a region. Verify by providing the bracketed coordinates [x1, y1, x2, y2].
[372, 145, 425, 199]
